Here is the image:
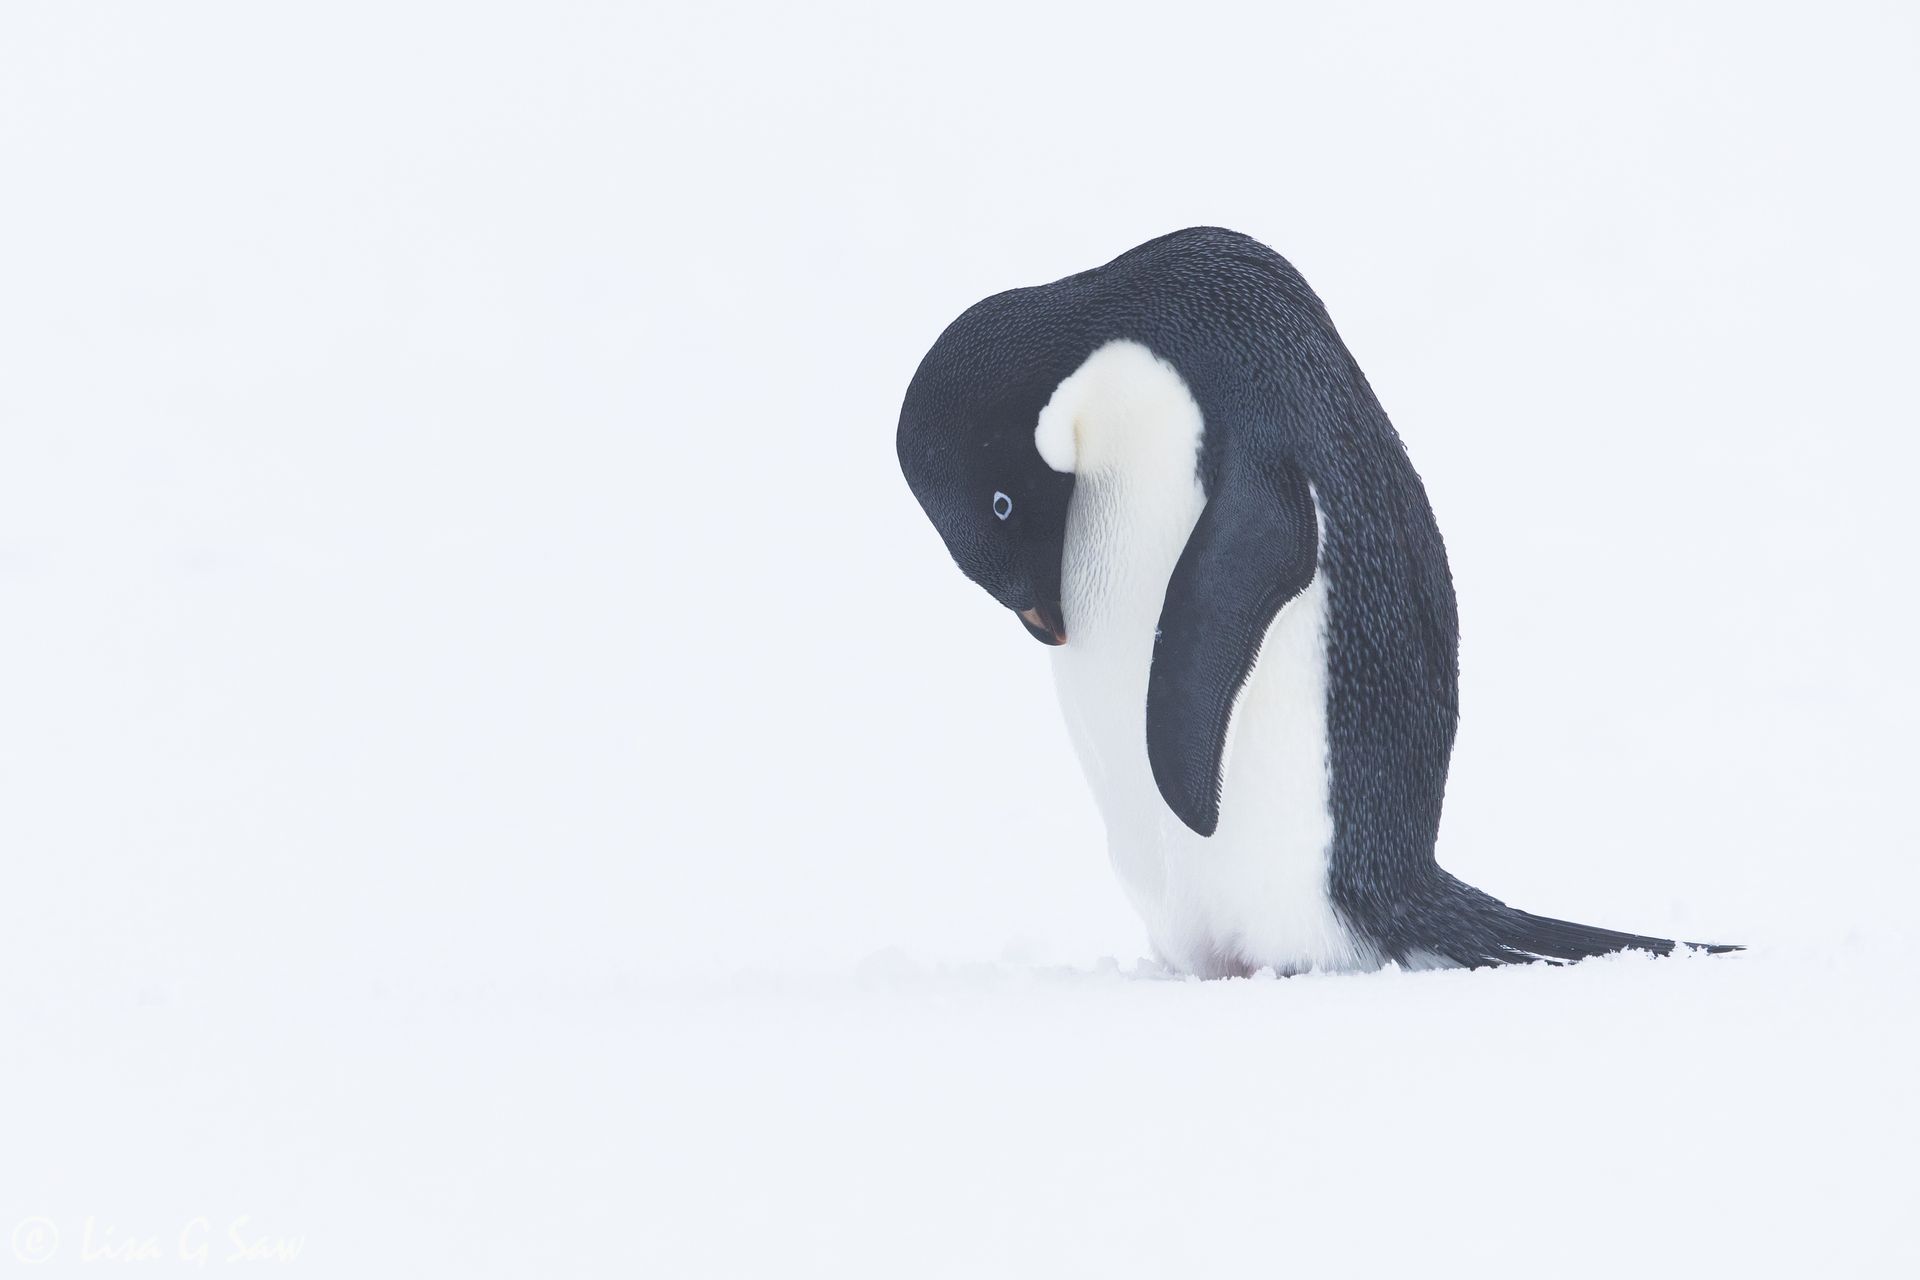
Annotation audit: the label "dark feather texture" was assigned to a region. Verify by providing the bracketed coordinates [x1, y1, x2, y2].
[899, 227, 1738, 966]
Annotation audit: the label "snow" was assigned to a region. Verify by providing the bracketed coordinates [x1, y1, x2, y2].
[3, 1, 1917, 1275]
[11, 948, 1915, 1274]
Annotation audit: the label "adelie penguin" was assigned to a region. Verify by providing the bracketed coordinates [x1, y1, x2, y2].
[897, 227, 1736, 977]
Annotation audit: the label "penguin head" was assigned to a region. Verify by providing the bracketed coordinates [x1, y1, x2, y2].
[897, 291, 1079, 645]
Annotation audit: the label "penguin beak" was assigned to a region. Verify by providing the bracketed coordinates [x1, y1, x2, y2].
[1017, 601, 1067, 646]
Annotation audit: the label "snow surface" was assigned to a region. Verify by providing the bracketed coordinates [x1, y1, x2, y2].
[3, 2, 1917, 1275]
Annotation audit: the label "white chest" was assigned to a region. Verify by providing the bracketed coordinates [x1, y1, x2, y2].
[1036, 341, 1370, 977]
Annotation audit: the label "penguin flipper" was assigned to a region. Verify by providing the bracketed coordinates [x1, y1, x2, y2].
[1146, 455, 1318, 837]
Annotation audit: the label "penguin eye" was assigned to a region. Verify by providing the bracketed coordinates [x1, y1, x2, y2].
[992, 491, 1013, 521]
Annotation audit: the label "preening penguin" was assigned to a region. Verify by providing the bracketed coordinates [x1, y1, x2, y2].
[897, 227, 1735, 977]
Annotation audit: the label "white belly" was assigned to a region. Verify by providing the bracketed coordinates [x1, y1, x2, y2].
[1036, 341, 1372, 977]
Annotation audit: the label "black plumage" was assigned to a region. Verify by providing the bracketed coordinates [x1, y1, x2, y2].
[899, 227, 1736, 967]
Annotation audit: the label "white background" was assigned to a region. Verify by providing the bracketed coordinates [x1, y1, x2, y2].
[3, 1, 1915, 1274]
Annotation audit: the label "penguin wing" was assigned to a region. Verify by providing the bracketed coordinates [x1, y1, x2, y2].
[1145, 455, 1318, 836]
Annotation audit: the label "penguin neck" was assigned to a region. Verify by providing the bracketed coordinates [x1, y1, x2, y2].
[1037, 339, 1207, 648]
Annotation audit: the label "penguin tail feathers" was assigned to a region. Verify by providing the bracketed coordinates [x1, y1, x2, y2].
[1389, 875, 1742, 969]
[1466, 907, 1742, 968]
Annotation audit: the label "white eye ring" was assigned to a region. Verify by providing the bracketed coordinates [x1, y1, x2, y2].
[992, 491, 1013, 520]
